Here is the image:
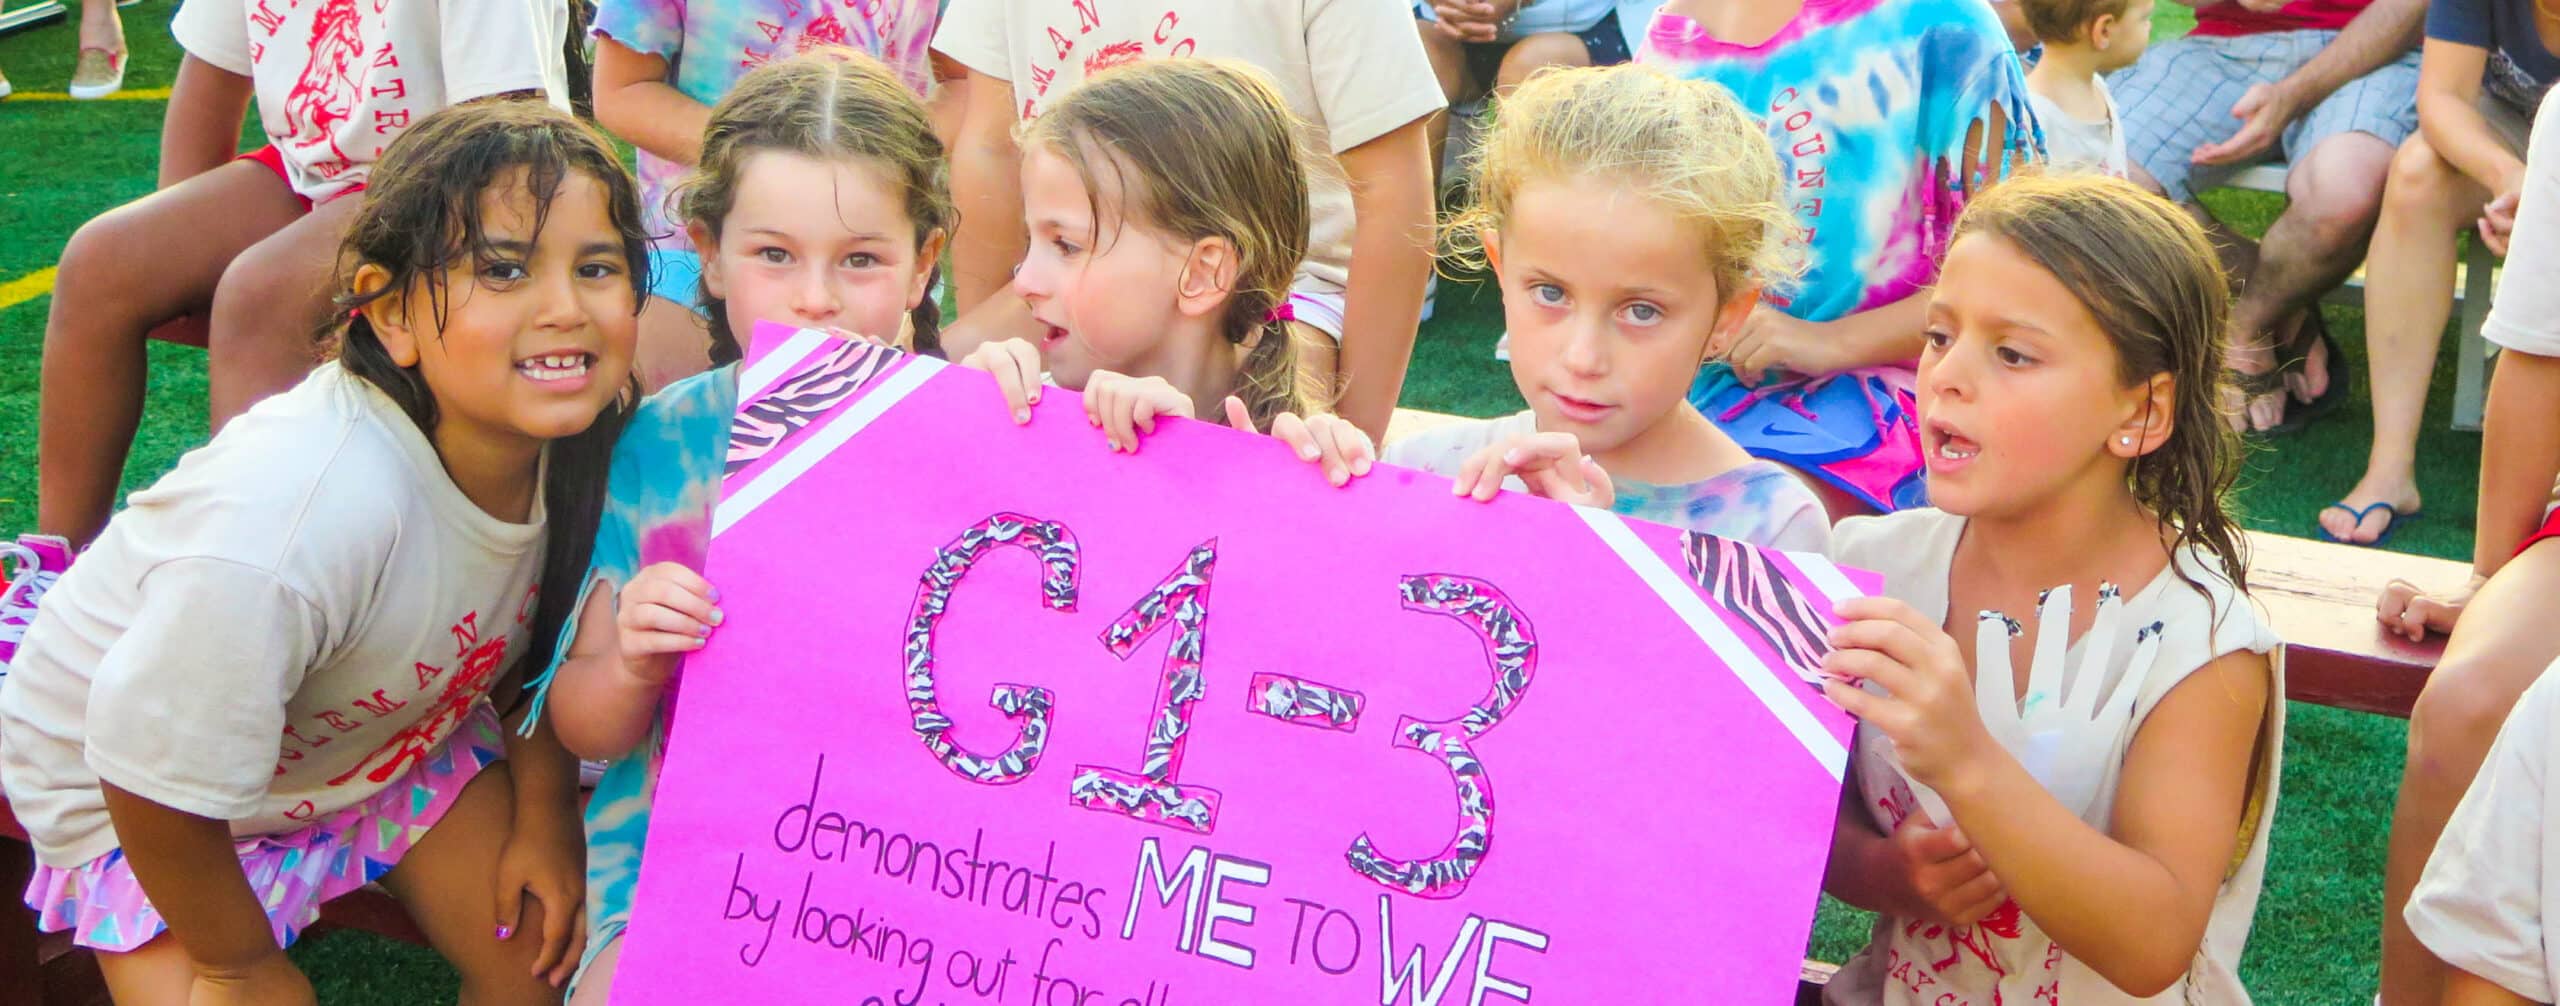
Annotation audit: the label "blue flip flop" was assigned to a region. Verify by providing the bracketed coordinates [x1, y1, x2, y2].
[2317, 501, 2419, 547]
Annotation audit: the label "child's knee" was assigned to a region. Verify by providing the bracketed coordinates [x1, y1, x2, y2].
[54, 204, 163, 301]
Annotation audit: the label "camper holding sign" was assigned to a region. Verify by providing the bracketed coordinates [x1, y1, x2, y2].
[1379, 63, 1830, 553]
[957, 60, 1375, 482]
[523, 52, 955, 1004]
[0, 101, 640, 1005]
[1817, 177, 2283, 1003]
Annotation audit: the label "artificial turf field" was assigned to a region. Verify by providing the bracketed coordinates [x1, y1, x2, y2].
[0, 4, 2483, 1001]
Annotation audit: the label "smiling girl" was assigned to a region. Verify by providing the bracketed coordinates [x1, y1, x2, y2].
[0, 100, 641, 1005]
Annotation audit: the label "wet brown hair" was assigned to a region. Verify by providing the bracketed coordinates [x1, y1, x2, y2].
[673, 49, 954, 365]
[2019, 0, 2133, 46]
[1022, 59, 1315, 429]
[1951, 173, 2249, 594]
[330, 98, 649, 699]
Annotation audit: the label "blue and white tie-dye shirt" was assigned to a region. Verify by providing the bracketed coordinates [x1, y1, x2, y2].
[592, 0, 940, 249]
[527, 364, 737, 985]
[1636, 0, 2040, 323]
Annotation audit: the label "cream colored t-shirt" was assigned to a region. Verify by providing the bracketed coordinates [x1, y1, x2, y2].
[0, 365, 547, 869]
[2486, 87, 2560, 357]
[1822, 508, 2284, 1006]
[171, 0, 571, 204]
[930, 0, 1445, 298]
[2406, 658, 2560, 1002]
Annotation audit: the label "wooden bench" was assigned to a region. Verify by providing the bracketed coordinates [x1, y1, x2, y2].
[2220, 163, 2500, 432]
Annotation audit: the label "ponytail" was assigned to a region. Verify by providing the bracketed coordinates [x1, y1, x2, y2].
[1231, 314, 1308, 430]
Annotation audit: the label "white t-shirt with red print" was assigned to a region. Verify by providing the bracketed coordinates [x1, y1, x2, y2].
[0, 365, 548, 870]
[931, 0, 1444, 299]
[171, 0, 571, 205]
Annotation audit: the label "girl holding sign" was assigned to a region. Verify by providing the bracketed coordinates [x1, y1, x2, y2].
[0, 100, 638, 1004]
[1379, 62, 1831, 553]
[957, 60, 1374, 481]
[526, 51, 954, 1004]
[1817, 176, 2282, 1004]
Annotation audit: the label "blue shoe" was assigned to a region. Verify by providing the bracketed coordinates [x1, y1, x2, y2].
[2317, 501, 2418, 547]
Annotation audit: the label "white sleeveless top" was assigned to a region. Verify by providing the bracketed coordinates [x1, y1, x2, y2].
[1822, 509, 2284, 1006]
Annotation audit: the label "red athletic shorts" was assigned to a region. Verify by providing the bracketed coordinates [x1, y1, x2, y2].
[236, 143, 365, 211]
[2520, 507, 2560, 557]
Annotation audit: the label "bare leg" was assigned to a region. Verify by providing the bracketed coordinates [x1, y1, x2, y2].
[2322, 134, 2487, 543]
[206, 194, 366, 430]
[2226, 131, 2395, 431]
[39, 161, 304, 548]
[1494, 32, 1593, 91]
[378, 762, 566, 1005]
[91, 934, 197, 1005]
[634, 294, 712, 395]
[2377, 542, 2560, 1005]
[76, 0, 123, 57]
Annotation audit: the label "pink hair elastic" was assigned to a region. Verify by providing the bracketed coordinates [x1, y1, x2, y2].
[1264, 301, 1297, 324]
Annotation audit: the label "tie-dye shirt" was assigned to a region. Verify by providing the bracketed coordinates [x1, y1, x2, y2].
[525, 364, 737, 989]
[591, 0, 940, 247]
[1635, 0, 2037, 513]
[1635, 0, 2038, 323]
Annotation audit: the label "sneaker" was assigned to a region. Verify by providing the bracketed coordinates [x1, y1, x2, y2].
[0, 535, 73, 668]
[0, 65, 13, 101]
[1493, 330, 1511, 363]
[68, 47, 124, 100]
[1420, 274, 1439, 323]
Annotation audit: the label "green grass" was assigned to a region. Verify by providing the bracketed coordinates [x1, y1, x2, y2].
[0, 2, 2457, 1001]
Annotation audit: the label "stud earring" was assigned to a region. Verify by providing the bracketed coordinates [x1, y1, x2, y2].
[2119, 436, 2134, 447]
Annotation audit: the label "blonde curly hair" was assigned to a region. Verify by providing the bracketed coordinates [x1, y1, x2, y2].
[1444, 62, 1800, 303]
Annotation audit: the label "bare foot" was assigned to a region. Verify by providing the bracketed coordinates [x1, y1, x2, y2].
[2318, 476, 2421, 545]
[2285, 316, 2332, 408]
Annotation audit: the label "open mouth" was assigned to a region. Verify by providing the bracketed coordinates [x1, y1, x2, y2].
[1927, 420, 1980, 463]
[1039, 325, 1069, 352]
[516, 352, 595, 383]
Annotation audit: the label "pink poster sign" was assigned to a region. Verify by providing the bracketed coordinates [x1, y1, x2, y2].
[613, 327, 1869, 1004]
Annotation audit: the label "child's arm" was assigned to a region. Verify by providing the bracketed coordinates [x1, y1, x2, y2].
[591, 38, 713, 168]
[1826, 598, 2271, 996]
[160, 55, 255, 189]
[1821, 771, 2009, 926]
[2379, 348, 2560, 637]
[1714, 298, 1931, 385]
[99, 783, 316, 1003]
[493, 707, 587, 988]
[1332, 119, 1437, 443]
[944, 67, 1035, 353]
[544, 566, 718, 761]
[2445, 972, 2539, 1006]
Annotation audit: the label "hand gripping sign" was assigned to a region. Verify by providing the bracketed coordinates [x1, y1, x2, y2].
[615, 326, 1871, 1004]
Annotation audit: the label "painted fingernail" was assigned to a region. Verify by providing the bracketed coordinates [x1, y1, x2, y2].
[496, 925, 514, 941]
[698, 624, 712, 638]
[708, 608, 725, 626]
[1016, 409, 1031, 423]
[708, 587, 722, 604]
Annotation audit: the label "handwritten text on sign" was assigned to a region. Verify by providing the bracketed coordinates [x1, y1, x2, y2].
[613, 329, 1865, 1004]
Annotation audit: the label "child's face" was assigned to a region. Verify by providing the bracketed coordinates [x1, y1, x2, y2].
[381, 168, 638, 451]
[2094, 0, 2153, 71]
[699, 150, 941, 355]
[1013, 143, 1198, 391]
[1491, 175, 1750, 460]
[1917, 233, 2155, 518]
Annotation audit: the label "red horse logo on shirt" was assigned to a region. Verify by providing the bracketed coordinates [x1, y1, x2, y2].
[798, 6, 852, 50]
[284, 0, 368, 175]
[327, 611, 510, 788]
